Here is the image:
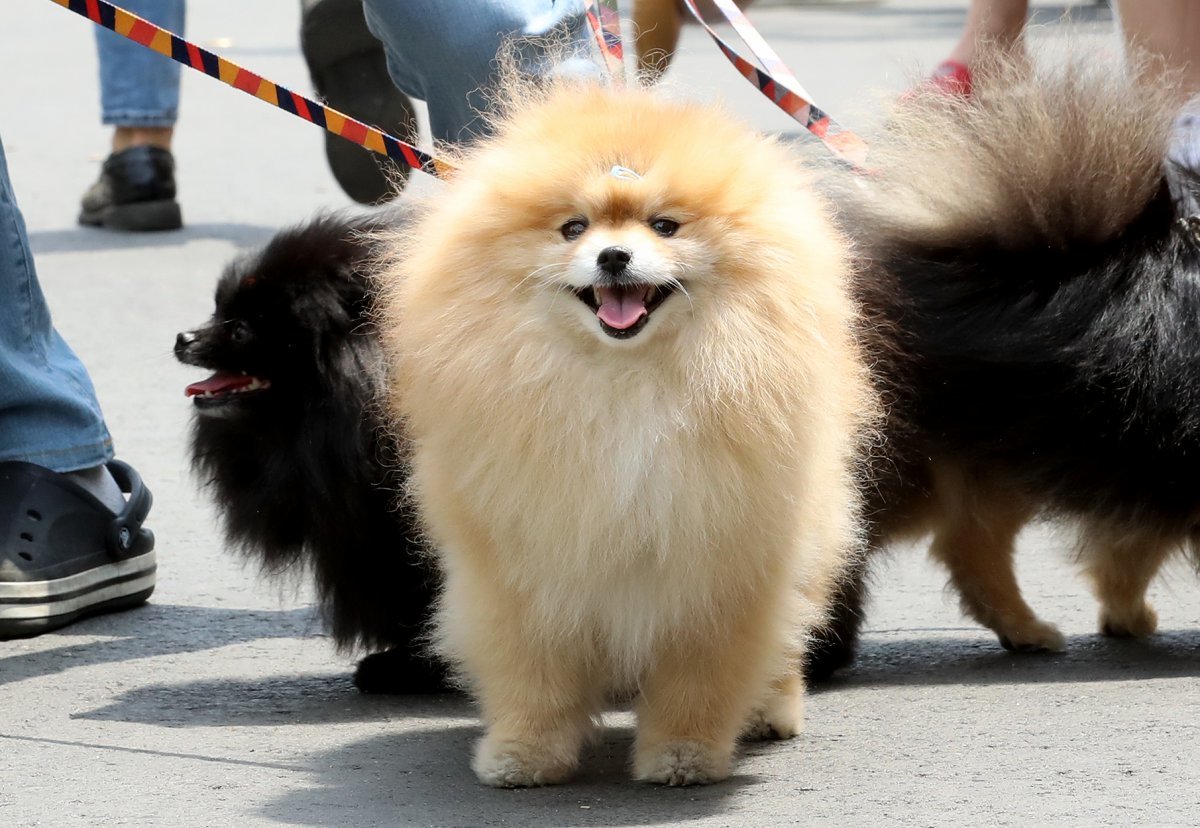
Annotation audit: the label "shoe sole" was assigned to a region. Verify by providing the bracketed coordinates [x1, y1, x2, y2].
[301, 0, 382, 68]
[317, 54, 414, 204]
[0, 550, 156, 638]
[302, 0, 415, 204]
[79, 200, 182, 232]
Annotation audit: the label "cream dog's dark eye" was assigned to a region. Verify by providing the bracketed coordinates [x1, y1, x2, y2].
[561, 218, 588, 240]
[650, 218, 679, 237]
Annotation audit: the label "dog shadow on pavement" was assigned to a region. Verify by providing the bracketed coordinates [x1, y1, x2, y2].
[74, 673, 760, 826]
[823, 629, 1200, 690]
[259, 723, 762, 828]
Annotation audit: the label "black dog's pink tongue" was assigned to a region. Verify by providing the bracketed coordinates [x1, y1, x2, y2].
[185, 373, 254, 397]
[595, 285, 648, 330]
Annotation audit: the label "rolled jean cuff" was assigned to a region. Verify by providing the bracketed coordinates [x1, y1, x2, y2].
[1, 439, 115, 474]
[94, 0, 184, 128]
[99, 109, 179, 128]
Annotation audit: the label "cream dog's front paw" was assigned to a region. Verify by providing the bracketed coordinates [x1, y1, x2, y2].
[472, 734, 579, 788]
[633, 739, 731, 786]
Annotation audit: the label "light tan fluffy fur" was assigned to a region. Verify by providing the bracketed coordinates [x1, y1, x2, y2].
[377, 81, 874, 787]
[835, 48, 1176, 252]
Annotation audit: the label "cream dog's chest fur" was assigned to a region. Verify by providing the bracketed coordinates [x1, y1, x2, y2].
[415, 356, 801, 661]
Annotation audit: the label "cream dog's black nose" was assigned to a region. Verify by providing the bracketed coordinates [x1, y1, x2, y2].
[596, 246, 632, 275]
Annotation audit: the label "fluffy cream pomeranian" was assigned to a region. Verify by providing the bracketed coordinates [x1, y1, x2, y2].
[376, 79, 874, 787]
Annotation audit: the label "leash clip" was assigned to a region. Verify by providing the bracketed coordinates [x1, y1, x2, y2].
[1179, 215, 1200, 245]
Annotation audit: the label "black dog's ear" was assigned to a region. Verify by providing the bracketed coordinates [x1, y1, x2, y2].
[287, 285, 379, 389]
[325, 245, 382, 324]
[342, 270, 379, 324]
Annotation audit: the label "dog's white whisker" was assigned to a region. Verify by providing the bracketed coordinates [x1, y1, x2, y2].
[516, 263, 566, 291]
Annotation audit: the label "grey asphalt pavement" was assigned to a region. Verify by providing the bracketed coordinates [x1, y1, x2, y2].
[5, 2, 1199, 826]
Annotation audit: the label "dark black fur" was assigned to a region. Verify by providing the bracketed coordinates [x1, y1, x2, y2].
[176, 213, 449, 693]
[806, 60, 1200, 679]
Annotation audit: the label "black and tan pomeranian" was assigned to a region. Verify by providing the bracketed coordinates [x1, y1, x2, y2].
[807, 51, 1200, 679]
[174, 213, 448, 694]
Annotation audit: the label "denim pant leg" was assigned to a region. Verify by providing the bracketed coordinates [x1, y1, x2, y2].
[361, 0, 592, 144]
[96, 0, 186, 127]
[0, 135, 113, 472]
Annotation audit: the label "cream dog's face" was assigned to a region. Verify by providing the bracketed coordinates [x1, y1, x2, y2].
[518, 165, 715, 347]
[557, 177, 686, 342]
[413, 88, 782, 352]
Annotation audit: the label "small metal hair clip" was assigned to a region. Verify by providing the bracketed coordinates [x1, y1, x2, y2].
[610, 165, 642, 181]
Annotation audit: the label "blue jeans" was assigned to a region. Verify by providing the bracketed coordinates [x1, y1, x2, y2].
[0, 135, 113, 471]
[96, 0, 185, 127]
[361, 0, 592, 144]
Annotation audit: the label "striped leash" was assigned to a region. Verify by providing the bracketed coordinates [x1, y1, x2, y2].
[585, 0, 626, 84]
[679, 0, 869, 168]
[48, 0, 866, 172]
[44, 0, 457, 179]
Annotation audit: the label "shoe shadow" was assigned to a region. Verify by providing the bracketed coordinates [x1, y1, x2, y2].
[817, 628, 1200, 690]
[27, 223, 278, 254]
[257, 723, 762, 828]
[0, 603, 321, 688]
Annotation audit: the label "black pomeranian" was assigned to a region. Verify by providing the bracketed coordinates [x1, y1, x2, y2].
[806, 52, 1200, 679]
[175, 213, 448, 693]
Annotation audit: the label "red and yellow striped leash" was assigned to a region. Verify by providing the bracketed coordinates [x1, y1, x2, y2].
[45, 0, 457, 179]
[49, 0, 866, 173]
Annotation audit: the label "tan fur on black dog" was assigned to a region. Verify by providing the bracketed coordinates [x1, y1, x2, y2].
[812, 47, 1191, 668]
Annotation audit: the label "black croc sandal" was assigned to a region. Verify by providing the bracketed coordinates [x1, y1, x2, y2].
[0, 459, 156, 638]
[300, 0, 417, 205]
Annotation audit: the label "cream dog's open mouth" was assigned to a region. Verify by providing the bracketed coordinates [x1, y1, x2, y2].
[574, 282, 677, 339]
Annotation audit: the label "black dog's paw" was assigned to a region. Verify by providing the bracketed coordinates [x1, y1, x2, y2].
[353, 648, 454, 694]
[803, 636, 856, 684]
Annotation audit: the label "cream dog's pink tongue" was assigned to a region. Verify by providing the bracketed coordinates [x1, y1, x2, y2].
[596, 285, 648, 330]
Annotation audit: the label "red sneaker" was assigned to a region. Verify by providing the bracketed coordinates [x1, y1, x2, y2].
[926, 60, 973, 98]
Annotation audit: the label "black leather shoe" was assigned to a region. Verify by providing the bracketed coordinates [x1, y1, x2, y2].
[79, 145, 183, 232]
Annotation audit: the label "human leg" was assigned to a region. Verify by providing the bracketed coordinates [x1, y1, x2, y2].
[947, 0, 1029, 66]
[0, 133, 156, 636]
[1, 138, 113, 471]
[95, 0, 184, 137]
[300, 0, 417, 205]
[82, 0, 185, 230]
[1114, 1, 1200, 209]
[361, 0, 594, 144]
[1115, 0, 1200, 99]
[921, 0, 1029, 96]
